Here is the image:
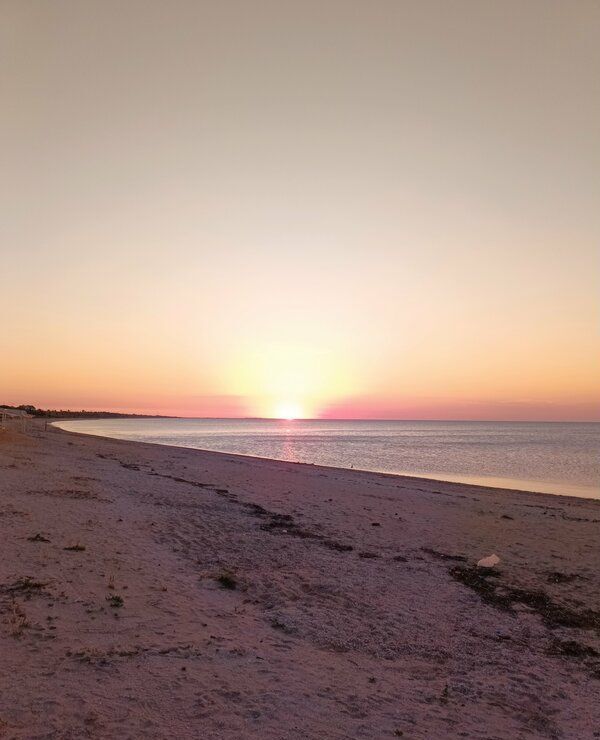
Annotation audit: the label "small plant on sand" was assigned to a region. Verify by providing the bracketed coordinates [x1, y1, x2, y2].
[64, 543, 86, 551]
[107, 574, 115, 590]
[270, 617, 297, 635]
[9, 601, 29, 637]
[216, 571, 237, 590]
[106, 594, 124, 608]
[70, 647, 109, 665]
[27, 533, 50, 543]
[4, 577, 47, 595]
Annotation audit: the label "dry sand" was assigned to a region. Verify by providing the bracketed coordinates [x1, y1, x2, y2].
[1, 423, 599, 739]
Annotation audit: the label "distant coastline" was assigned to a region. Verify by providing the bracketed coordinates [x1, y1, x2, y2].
[0, 404, 176, 420]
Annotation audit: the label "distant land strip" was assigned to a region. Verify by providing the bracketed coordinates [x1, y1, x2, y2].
[0, 404, 175, 419]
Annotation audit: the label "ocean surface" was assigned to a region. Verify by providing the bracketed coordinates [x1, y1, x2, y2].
[53, 418, 600, 499]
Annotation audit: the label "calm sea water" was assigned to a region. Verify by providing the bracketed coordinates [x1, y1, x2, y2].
[53, 418, 600, 499]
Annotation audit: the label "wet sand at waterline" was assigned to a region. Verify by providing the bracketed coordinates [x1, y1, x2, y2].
[1, 423, 599, 738]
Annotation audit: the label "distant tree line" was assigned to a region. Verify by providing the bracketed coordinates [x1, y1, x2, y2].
[0, 404, 172, 419]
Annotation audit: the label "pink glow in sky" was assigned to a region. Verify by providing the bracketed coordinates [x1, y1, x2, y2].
[1, 1, 599, 421]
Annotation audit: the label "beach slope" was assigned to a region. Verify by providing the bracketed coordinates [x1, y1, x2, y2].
[1, 425, 599, 739]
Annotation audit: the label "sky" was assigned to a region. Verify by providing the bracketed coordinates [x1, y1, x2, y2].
[1, 0, 599, 420]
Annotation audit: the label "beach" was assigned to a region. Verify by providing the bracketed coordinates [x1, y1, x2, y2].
[1, 423, 599, 739]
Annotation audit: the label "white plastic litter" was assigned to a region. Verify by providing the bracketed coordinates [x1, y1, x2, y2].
[477, 553, 501, 568]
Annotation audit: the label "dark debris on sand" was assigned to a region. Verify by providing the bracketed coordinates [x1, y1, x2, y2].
[244, 503, 353, 553]
[449, 565, 600, 631]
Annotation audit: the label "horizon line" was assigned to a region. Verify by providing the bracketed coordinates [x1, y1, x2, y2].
[59, 415, 600, 424]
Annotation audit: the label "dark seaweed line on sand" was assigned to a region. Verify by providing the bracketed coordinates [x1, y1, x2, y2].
[450, 565, 600, 632]
[450, 565, 600, 678]
[112, 459, 356, 554]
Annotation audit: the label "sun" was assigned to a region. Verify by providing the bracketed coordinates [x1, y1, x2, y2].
[274, 401, 303, 420]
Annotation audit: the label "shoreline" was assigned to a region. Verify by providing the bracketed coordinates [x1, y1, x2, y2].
[1, 423, 599, 738]
[51, 420, 599, 502]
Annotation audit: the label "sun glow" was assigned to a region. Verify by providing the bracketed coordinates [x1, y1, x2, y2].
[274, 401, 303, 420]
[225, 343, 358, 419]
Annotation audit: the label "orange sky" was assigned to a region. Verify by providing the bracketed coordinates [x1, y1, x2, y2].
[1, 1, 599, 420]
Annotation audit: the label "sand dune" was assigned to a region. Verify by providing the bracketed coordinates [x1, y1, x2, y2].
[1, 424, 599, 738]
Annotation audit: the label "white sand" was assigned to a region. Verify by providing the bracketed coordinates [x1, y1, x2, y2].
[1, 423, 599, 739]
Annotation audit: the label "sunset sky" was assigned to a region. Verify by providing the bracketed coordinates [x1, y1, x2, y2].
[2, 0, 599, 420]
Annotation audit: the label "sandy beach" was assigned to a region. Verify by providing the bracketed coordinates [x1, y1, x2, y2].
[1, 423, 599, 739]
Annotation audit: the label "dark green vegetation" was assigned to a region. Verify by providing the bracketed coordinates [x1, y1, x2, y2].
[106, 594, 124, 608]
[0, 404, 173, 419]
[216, 571, 238, 590]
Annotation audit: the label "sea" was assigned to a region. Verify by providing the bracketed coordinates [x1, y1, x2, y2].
[52, 418, 600, 500]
